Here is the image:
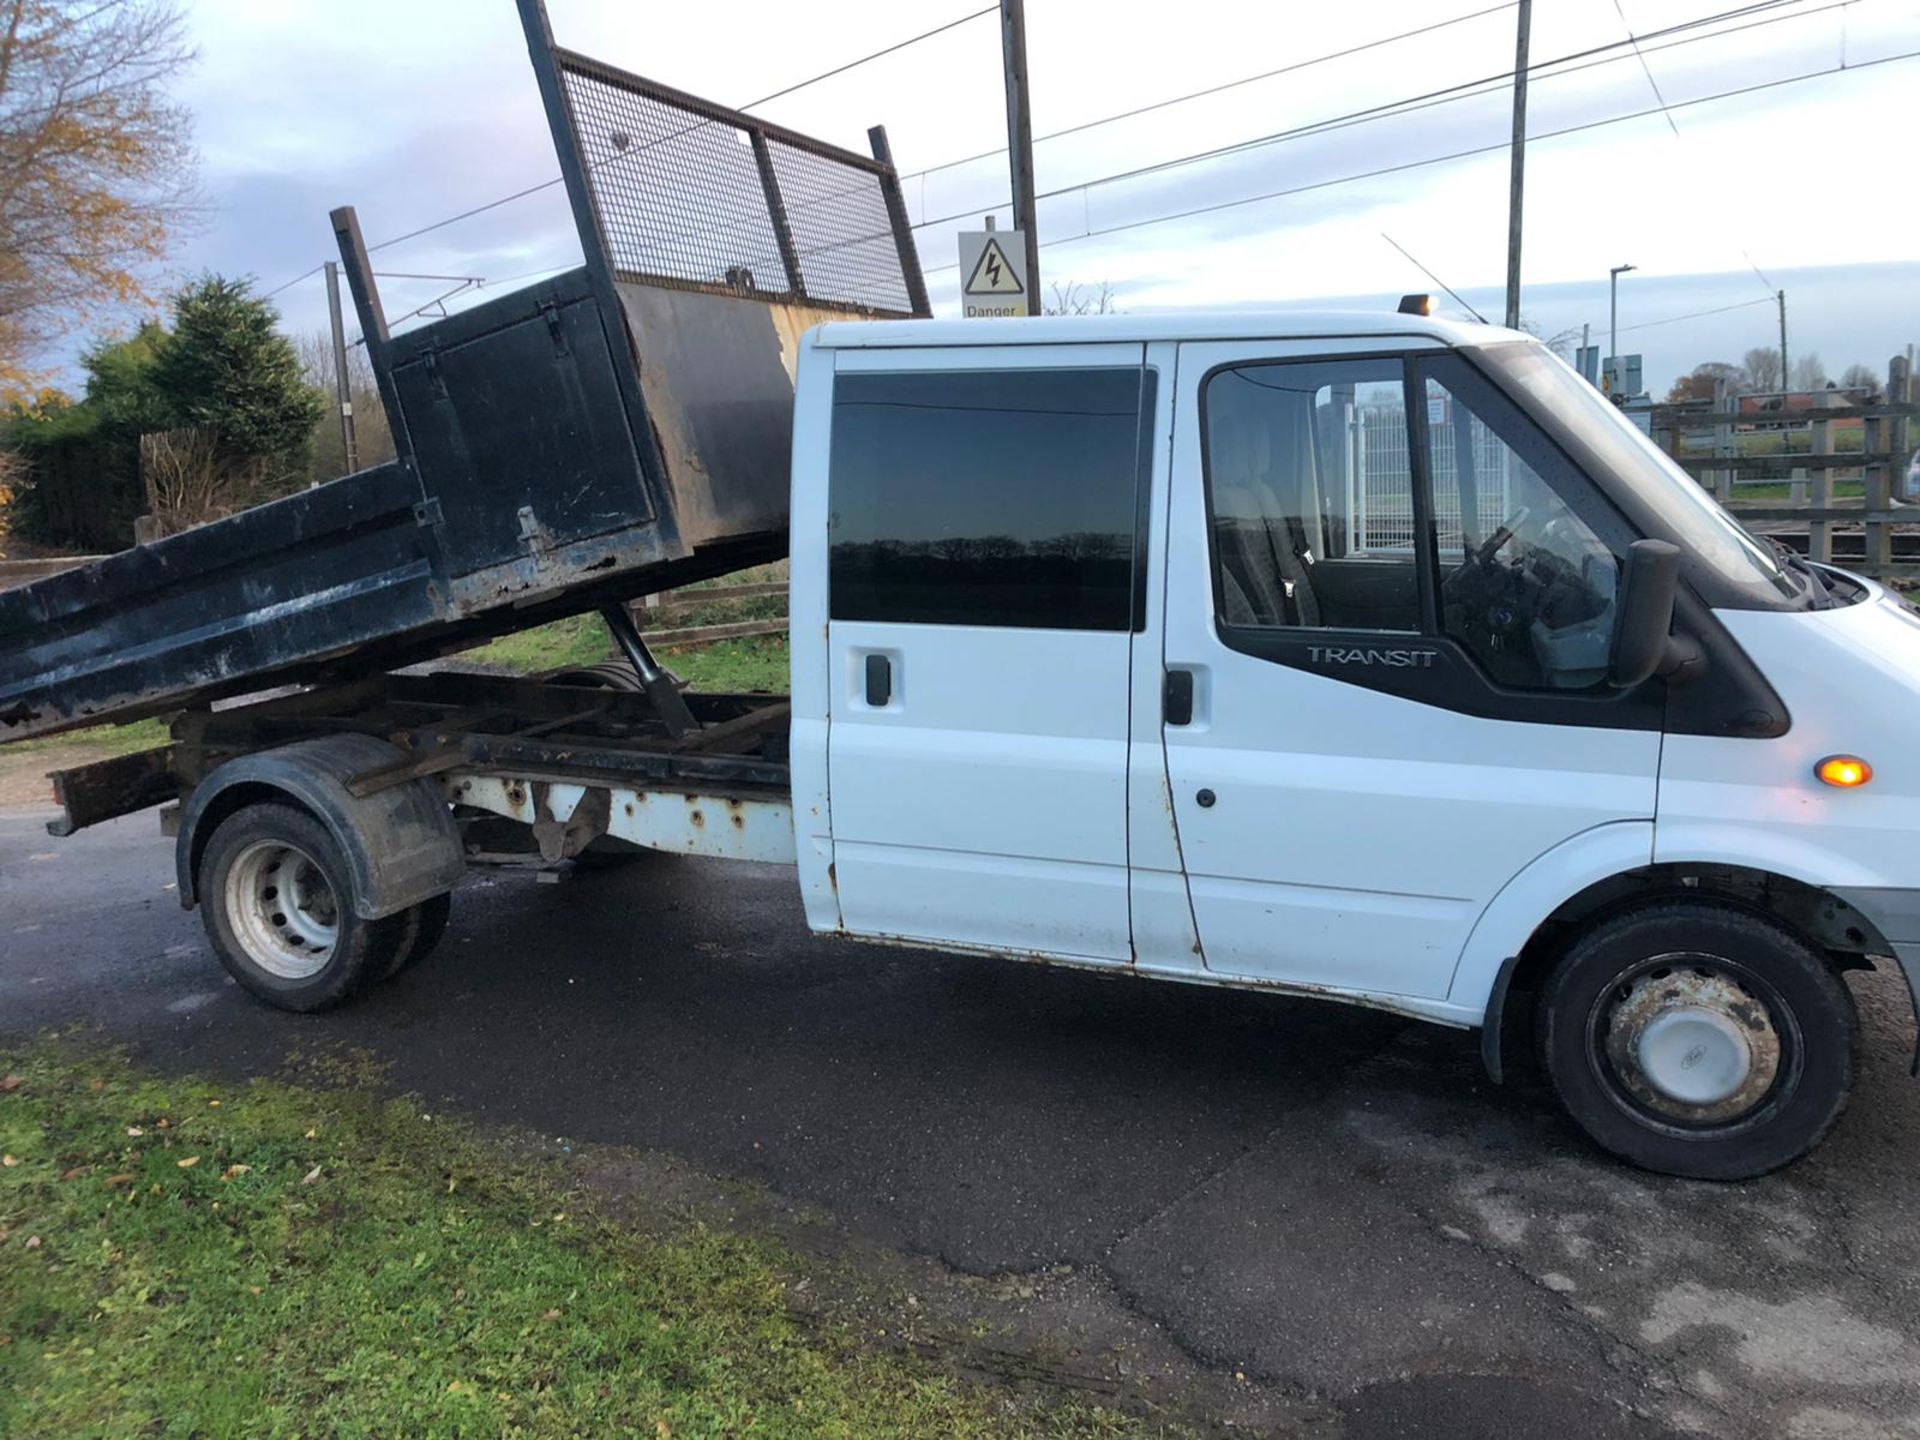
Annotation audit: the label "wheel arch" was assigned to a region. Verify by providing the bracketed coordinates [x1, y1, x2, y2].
[176, 735, 464, 920]
[1456, 825, 1904, 1083]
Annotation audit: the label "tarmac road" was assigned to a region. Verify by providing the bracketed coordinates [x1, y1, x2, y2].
[5, 805, 1920, 1438]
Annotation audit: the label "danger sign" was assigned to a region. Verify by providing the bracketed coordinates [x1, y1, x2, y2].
[957, 230, 1029, 317]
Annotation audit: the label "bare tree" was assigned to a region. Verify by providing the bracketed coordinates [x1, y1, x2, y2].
[295, 329, 395, 483]
[1044, 280, 1118, 316]
[1838, 362, 1880, 395]
[0, 1, 198, 402]
[1789, 351, 1828, 392]
[1517, 317, 1580, 361]
[1741, 346, 1783, 394]
[139, 425, 263, 536]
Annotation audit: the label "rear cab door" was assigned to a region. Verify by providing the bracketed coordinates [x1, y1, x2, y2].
[796, 338, 1158, 963]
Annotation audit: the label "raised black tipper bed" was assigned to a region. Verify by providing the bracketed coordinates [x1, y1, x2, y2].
[0, 0, 926, 748]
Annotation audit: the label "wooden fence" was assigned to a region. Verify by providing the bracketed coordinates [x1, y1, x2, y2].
[628, 579, 788, 649]
[1652, 354, 1916, 582]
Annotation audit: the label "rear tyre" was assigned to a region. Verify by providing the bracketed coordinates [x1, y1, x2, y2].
[198, 802, 407, 1012]
[1538, 899, 1855, 1180]
[381, 891, 454, 981]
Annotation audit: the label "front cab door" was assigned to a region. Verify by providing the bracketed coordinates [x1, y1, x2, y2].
[1156, 339, 1662, 1002]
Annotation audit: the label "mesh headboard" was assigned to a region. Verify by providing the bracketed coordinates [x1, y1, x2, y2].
[546, 46, 927, 319]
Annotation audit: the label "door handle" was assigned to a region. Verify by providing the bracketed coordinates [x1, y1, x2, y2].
[864, 653, 892, 707]
[1164, 668, 1194, 726]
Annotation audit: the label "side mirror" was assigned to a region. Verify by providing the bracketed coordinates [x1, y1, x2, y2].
[1609, 539, 1681, 689]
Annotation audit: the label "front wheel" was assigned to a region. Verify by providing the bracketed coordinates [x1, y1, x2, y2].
[1538, 900, 1856, 1180]
[199, 802, 408, 1012]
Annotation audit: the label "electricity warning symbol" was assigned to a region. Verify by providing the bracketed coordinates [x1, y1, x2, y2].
[964, 237, 1024, 295]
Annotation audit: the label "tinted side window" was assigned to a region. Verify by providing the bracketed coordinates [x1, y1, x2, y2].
[829, 367, 1148, 630]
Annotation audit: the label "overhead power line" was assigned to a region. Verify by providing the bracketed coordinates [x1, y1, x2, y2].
[1611, 0, 1778, 296]
[740, 5, 994, 112]
[898, 0, 1522, 184]
[262, 264, 325, 301]
[906, 0, 1834, 236]
[918, 45, 1918, 274]
[1615, 296, 1777, 334]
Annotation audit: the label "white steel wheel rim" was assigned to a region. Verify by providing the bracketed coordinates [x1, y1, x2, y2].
[223, 839, 340, 980]
[1598, 957, 1784, 1127]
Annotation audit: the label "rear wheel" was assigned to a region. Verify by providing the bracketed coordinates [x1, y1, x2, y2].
[1538, 899, 1855, 1179]
[381, 891, 454, 980]
[199, 802, 406, 1012]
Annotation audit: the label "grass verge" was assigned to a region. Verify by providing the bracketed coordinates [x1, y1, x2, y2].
[0, 1044, 1147, 1438]
[461, 617, 789, 695]
[1, 718, 170, 759]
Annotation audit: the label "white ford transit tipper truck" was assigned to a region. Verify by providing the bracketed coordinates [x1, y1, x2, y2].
[25, 309, 1920, 1184]
[7, 11, 1913, 1182]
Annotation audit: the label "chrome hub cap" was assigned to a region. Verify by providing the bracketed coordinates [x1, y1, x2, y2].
[223, 840, 338, 980]
[1603, 963, 1781, 1124]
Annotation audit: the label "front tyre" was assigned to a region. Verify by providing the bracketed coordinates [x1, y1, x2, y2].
[1538, 900, 1856, 1180]
[199, 802, 407, 1012]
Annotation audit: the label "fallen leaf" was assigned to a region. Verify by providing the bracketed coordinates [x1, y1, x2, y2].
[23, 1236, 40, 1250]
[126, 1127, 144, 1137]
[302, 1165, 322, 1186]
[0, 1335, 10, 1347]
[88, 1079, 104, 1093]
[207, 1100, 221, 1108]
[1, 1155, 17, 1167]
[303, 1128, 317, 1140]
[656, 1421, 672, 1438]
[59, 1166, 88, 1182]
[155, 1118, 171, 1130]
[104, 1174, 134, 1189]
[248, 1285, 262, 1296]
[542, 1308, 561, 1321]
[0, 1075, 22, 1093]
[176, 1156, 200, 1169]
[447, 1381, 464, 1394]
[221, 1164, 251, 1181]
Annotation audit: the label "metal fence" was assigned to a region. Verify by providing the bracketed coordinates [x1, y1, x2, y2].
[551, 49, 927, 317]
[1352, 403, 1511, 555]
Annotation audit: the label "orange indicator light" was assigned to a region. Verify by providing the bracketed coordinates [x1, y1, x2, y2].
[1815, 756, 1872, 789]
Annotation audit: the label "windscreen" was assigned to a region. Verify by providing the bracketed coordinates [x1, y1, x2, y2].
[1482, 342, 1798, 606]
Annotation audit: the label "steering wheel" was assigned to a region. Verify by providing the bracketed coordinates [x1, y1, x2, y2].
[1471, 506, 1531, 567]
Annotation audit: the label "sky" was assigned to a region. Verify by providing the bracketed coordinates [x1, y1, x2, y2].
[130, 0, 1920, 395]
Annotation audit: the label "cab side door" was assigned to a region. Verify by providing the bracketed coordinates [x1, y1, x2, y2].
[823, 343, 1155, 963]
[1153, 340, 1662, 1001]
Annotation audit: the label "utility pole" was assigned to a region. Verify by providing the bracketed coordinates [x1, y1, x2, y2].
[1777, 289, 1789, 393]
[999, 0, 1040, 309]
[324, 261, 360, 476]
[1503, 0, 1531, 330]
